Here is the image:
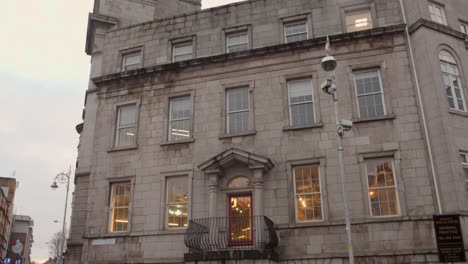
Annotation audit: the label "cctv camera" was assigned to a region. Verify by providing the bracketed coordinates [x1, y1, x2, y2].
[321, 79, 336, 95]
[340, 119, 353, 130]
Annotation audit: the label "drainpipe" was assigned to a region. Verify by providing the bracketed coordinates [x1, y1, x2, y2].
[398, 0, 443, 214]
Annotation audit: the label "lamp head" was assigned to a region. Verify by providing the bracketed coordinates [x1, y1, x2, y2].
[50, 181, 59, 190]
[321, 55, 337, 72]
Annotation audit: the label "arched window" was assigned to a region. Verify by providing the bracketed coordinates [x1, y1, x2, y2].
[227, 176, 252, 189]
[439, 50, 466, 111]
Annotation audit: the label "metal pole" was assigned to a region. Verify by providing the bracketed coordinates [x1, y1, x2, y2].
[60, 167, 71, 261]
[332, 78, 355, 264]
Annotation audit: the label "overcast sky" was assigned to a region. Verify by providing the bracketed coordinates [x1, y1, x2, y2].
[0, 0, 244, 262]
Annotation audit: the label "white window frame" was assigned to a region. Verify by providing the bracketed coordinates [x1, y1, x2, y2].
[108, 181, 132, 233]
[287, 78, 316, 126]
[165, 176, 189, 229]
[353, 69, 387, 119]
[168, 96, 192, 141]
[345, 10, 373, 32]
[172, 42, 193, 62]
[226, 87, 250, 134]
[122, 51, 142, 72]
[284, 20, 308, 44]
[460, 152, 468, 192]
[440, 51, 467, 112]
[428, 2, 447, 25]
[226, 31, 249, 53]
[292, 165, 323, 223]
[114, 103, 138, 148]
[365, 158, 401, 218]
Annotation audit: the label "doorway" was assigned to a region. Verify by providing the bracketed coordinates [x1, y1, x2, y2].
[228, 193, 253, 246]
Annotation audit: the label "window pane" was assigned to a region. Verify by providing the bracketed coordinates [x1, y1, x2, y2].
[110, 182, 131, 232]
[173, 43, 193, 62]
[367, 159, 399, 216]
[116, 104, 137, 147]
[355, 71, 385, 118]
[285, 22, 307, 43]
[288, 79, 315, 126]
[294, 166, 321, 222]
[118, 105, 137, 127]
[227, 32, 248, 52]
[169, 97, 191, 141]
[464, 168, 468, 192]
[346, 11, 372, 32]
[166, 176, 188, 228]
[123, 52, 141, 71]
[227, 88, 249, 134]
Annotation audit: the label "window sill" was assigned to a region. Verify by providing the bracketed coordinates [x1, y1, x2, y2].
[107, 145, 138, 153]
[160, 139, 195, 146]
[449, 109, 468, 117]
[219, 131, 257, 139]
[85, 232, 131, 239]
[282, 123, 324, 131]
[353, 114, 396, 124]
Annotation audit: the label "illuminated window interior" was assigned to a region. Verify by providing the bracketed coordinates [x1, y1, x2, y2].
[367, 159, 399, 216]
[166, 176, 189, 228]
[294, 165, 322, 222]
[229, 195, 252, 244]
[109, 182, 131, 232]
[346, 10, 372, 32]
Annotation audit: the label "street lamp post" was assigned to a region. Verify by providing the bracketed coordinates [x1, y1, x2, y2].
[320, 36, 355, 264]
[51, 166, 71, 263]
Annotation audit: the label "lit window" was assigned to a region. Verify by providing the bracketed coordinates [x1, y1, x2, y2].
[115, 104, 137, 147]
[346, 10, 372, 32]
[173, 42, 193, 62]
[366, 158, 399, 217]
[226, 31, 249, 53]
[166, 176, 188, 229]
[460, 152, 468, 192]
[428, 3, 447, 25]
[122, 52, 141, 71]
[440, 51, 466, 111]
[109, 182, 131, 232]
[169, 97, 191, 141]
[284, 21, 308, 43]
[288, 78, 315, 126]
[293, 165, 322, 222]
[226, 87, 250, 134]
[460, 22, 468, 34]
[354, 70, 386, 119]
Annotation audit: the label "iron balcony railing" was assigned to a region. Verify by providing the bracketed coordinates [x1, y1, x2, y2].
[184, 216, 278, 252]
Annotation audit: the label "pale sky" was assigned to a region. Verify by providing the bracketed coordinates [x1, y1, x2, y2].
[0, 0, 244, 262]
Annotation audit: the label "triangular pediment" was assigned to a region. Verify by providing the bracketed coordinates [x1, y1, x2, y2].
[198, 148, 274, 173]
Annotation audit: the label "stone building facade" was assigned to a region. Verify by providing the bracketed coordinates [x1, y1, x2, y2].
[68, 0, 468, 263]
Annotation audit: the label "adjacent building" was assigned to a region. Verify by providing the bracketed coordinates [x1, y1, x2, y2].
[68, 0, 468, 263]
[0, 177, 17, 262]
[6, 215, 34, 264]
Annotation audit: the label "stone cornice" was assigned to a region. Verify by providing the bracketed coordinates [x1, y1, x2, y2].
[92, 24, 406, 86]
[85, 13, 118, 55]
[408, 18, 468, 41]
